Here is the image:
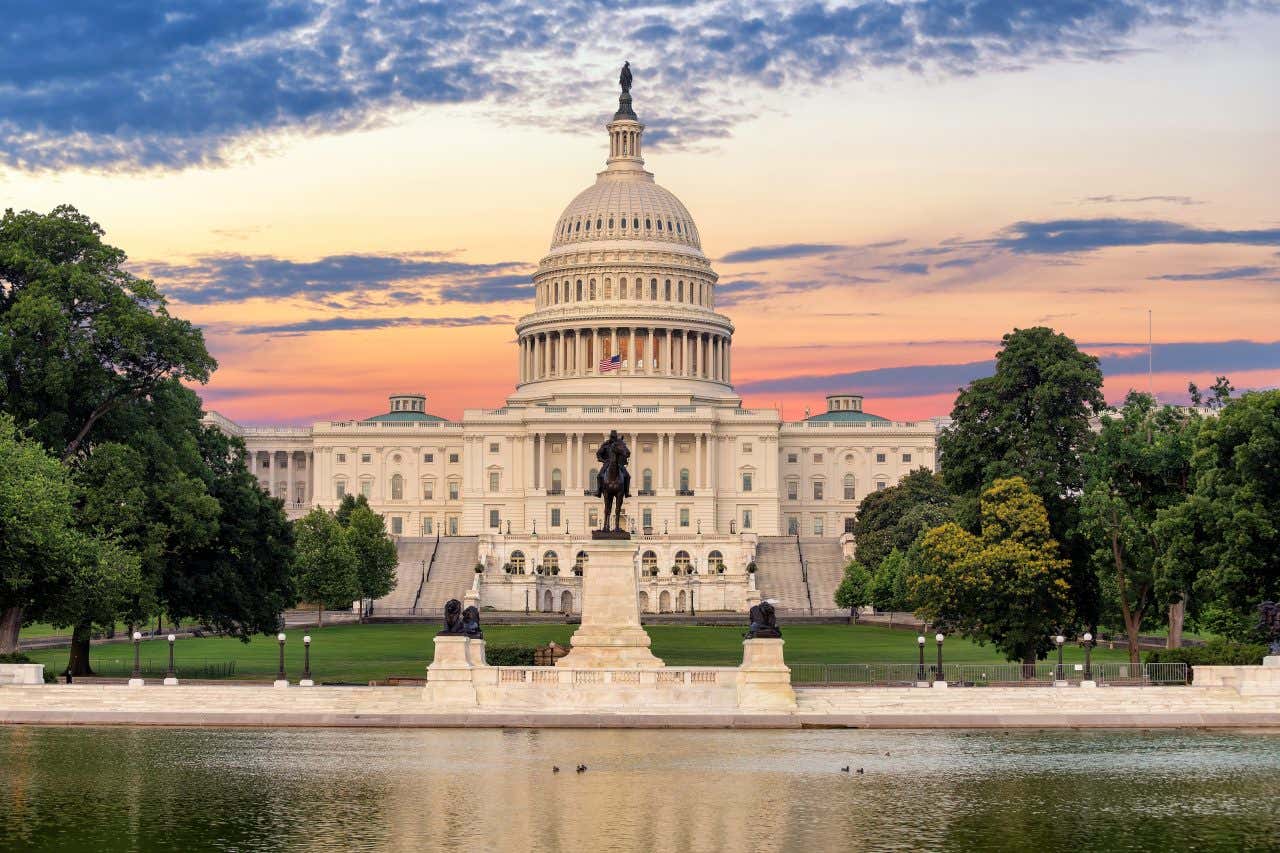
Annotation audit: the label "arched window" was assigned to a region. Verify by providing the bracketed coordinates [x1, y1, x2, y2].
[642, 468, 653, 491]
[585, 218, 591, 231]
[843, 474, 855, 501]
[708, 550, 725, 573]
[590, 279, 597, 299]
[650, 278, 657, 300]
[656, 219, 663, 231]
[633, 217, 640, 229]
[645, 217, 651, 229]
[642, 550, 658, 575]
[560, 590, 574, 613]
[676, 221, 682, 234]
[575, 220, 580, 232]
[574, 550, 587, 575]
[510, 550, 526, 573]
[596, 218, 602, 229]
[664, 280, 672, 300]
[541, 550, 559, 574]
[619, 277, 627, 299]
[550, 468, 562, 493]
[679, 468, 690, 491]
[620, 216, 627, 229]
[590, 467, 599, 485]
[608, 217, 614, 228]
[576, 280, 583, 300]
[674, 550, 691, 573]
[391, 473, 403, 500]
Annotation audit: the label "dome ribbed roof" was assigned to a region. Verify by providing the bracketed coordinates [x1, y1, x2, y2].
[549, 175, 702, 251]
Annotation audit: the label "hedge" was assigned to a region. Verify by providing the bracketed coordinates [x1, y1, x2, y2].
[484, 645, 537, 666]
[1146, 640, 1268, 681]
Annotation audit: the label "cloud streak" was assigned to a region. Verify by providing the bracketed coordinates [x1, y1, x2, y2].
[990, 218, 1280, 254]
[1147, 266, 1275, 281]
[720, 243, 845, 264]
[236, 315, 512, 335]
[3, 1, 1269, 170]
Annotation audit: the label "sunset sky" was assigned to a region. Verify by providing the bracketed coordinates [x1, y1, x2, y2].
[4, 1, 1278, 424]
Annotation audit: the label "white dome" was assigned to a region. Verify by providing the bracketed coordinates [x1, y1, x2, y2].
[550, 174, 702, 251]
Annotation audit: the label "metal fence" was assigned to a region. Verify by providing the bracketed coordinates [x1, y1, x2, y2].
[789, 661, 1188, 687]
[85, 658, 239, 679]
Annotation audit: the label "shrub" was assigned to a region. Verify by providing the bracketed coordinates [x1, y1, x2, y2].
[0, 652, 33, 664]
[1146, 640, 1268, 681]
[484, 645, 537, 666]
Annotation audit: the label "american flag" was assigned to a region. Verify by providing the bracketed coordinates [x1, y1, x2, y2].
[599, 353, 621, 372]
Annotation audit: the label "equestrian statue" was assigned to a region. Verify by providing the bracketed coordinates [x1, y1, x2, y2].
[594, 429, 631, 536]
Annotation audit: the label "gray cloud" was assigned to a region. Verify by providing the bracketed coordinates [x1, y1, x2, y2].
[1147, 265, 1275, 281]
[872, 262, 930, 276]
[1084, 194, 1202, 206]
[720, 243, 845, 264]
[991, 218, 1280, 254]
[236, 315, 513, 335]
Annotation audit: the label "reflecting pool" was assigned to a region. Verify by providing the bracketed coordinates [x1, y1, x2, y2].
[1, 727, 1278, 852]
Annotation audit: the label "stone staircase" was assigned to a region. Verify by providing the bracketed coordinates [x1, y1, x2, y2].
[415, 536, 480, 615]
[799, 538, 849, 612]
[371, 537, 438, 614]
[753, 537, 812, 612]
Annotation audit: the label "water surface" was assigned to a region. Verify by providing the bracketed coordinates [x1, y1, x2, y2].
[2, 727, 1278, 852]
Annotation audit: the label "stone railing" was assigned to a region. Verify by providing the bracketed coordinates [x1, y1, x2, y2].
[494, 667, 728, 687]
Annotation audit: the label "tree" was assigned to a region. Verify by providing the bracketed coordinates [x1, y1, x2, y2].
[834, 561, 873, 611]
[938, 326, 1104, 628]
[1154, 391, 1280, 641]
[340, 503, 398, 612]
[1080, 392, 1200, 662]
[0, 205, 215, 649]
[334, 492, 371, 526]
[849, 469, 953, 572]
[292, 509, 360, 626]
[911, 477, 1074, 667]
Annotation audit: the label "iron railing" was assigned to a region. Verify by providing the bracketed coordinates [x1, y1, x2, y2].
[789, 661, 1188, 687]
[85, 659, 238, 679]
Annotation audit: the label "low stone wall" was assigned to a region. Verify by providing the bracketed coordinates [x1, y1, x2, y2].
[1194, 662, 1280, 695]
[0, 664, 44, 685]
[424, 635, 796, 711]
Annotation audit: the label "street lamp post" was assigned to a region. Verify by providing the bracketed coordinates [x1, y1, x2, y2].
[164, 634, 178, 686]
[933, 632, 947, 688]
[1081, 632, 1096, 687]
[274, 633, 288, 688]
[916, 635, 927, 686]
[300, 635, 314, 687]
[128, 631, 144, 687]
[1054, 634, 1067, 686]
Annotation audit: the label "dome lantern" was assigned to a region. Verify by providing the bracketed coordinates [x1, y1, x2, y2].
[606, 61, 644, 172]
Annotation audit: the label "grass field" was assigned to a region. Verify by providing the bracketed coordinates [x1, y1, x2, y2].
[22, 622, 1132, 683]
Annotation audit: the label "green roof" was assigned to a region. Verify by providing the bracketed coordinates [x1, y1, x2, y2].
[804, 410, 890, 423]
[363, 410, 448, 423]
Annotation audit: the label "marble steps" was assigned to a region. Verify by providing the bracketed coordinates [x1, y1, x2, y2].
[753, 537, 811, 611]
[373, 538, 438, 612]
[799, 540, 848, 611]
[417, 537, 480, 614]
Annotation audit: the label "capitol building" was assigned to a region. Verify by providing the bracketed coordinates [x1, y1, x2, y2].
[207, 81, 939, 615]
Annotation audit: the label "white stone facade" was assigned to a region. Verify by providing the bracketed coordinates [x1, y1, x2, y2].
[205, 86, 938, 608]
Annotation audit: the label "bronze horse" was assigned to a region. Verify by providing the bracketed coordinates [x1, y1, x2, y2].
[599, 441, 628, 532]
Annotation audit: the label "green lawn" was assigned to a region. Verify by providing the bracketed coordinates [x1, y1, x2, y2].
[23, 622, 1131, 684]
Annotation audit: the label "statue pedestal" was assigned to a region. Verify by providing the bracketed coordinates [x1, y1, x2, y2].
[737, 639, 796, 710]
[425, 635, 484, 705]
[1264, 656, 1280, 668]
[557, 539, 663, 669]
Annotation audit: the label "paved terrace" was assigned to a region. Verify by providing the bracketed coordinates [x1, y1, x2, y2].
[2, 684, 1277, 729]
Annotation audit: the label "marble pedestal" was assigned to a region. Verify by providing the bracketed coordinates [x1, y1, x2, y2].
[426, 635, 489, 704]
[736, 639, 796, 710]
[557, 539, 664, 669]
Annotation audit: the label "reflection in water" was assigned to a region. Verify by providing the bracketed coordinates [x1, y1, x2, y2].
[1, 727, 1278, 852]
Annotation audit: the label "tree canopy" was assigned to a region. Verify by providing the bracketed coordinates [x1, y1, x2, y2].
[292, 509, 360, 625]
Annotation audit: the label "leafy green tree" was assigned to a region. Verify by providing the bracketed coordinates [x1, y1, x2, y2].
[0, 205, 215, 649]
[341, 503, 398, 611]
[849, 469, 953, 571]
[1080, 393, 1201, 662]
[1154, 391, 1280, 641]
[334, 493, 371, 526]
[292, 509, 360, 626]
[834, 561, 873, 611]
[912, 477, 1074, 666]
[867, 549, 915, 613]
[938, 326, 1105, 628]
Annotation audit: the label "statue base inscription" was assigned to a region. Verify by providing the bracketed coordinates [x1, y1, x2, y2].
[591, 529, 631, 540]
[557, 539, 663, 669]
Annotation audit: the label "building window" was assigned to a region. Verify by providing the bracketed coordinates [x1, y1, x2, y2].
[642, 549, 658, 575]
[787, 481, 798, 501]
[813, 453, 823, 463]
[551, 508, 561, 527]
[360, 481, 372, 498]
[876, 453, 886, 464]
[642, 508, 652, 530]
[510, 550, 525, 572]
[490, 442, 500, 453]
[489, 509, 500, 529]
[391, 474, 404, 500]
[787, 453, 798, 464]
[424, 481, 434, 500]
[903, 453, 912, 463]
[574, 551, 588, 575]
[424, 453, 434, 463]
[391, 517, 403, 535]
[448, 481, 459, 500]
[361, 453, 371, 464]
[336, 453, 346, 463]
[741, 472, 753, 492]
[448, 517, 458, 535]
[813, 516, 825, 536]
[877, 482, 887, 492]
[486, 471, 499, 493]
[786, 516, 799, 535]
[335, 481, 346, 499]
[844, 517, 856, 534]
[588, 508, 599, 528]
[423, 517, 434, 536]
[642, 469, 653, 491]
[742, 442, 752, 453]
[550, 468, 562, 493]
[742, 509, 753, 529]
[843, 474, 855, 501]
[674, 550, 691, 572]
[448, 453, 460, 464]
[679, 508, 690, 527]
[679, 468, 690, 491]
[813, 480, 824, 500]
[708, 550, 724, 573]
